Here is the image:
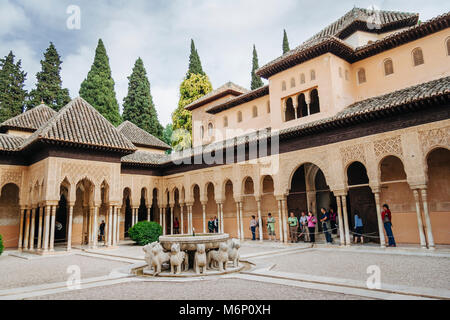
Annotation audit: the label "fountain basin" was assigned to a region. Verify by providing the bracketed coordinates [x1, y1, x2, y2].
[159, 233, 229, 251]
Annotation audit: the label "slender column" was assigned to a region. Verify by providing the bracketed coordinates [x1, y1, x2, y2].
[420, 189, 435, 249]
[113, 207, 119, 245]
[43, 206, 50, 251]
[23, 209, 30, 250]
[107, 206, 113, 247]
[220, 203, 224, 233]
[236, 202, 241, 239]
[413, 189, 427, 249]
[67, 204, 74, 251]
[341, 195, 351, 246]
[37, 208, 43, 249]
[277, 200, 283, 242]
[217, 203, 221, 233]
[373, 191, 386, 248]
[239, 202, 244, 240]
[92, 206, 98, 248]
[281, 197, 288, 244]
[201, 202, 207, 233]
[336, 196, 345, 246]
[187, 205, 193, 234]
[170, 206, 174, 235]
[147, 206, 151, 222]
[29, 208, 36, 250]
[256, 200, 263, 241]
[162, 207, 166, 235]
[49, 206, 56, 251]
[159, 207, 163, 227]
[180, 205, 184, 234]
[88, 206, 93, 246]
[18, 208, 25, 250]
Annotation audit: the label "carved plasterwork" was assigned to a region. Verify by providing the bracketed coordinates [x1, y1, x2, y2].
[419, 126, 450, 156]
[340, 144, 366, 169]
[373, 136, 403, 160]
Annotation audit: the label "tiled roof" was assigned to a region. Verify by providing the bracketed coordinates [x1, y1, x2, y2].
[206, 85, 269, 114]
[117, 121, 170, 150]
[0, 134, 24, 152]
[121, 150, 170, 165]
[21, 97, 136, 152]
[0, 104, 57, 133]
[184, 82, 249, 111]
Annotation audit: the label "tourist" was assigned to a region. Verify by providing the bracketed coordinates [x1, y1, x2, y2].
[382, 204, 396, 247]
[320, 208, 332, 244]
[353, 211, 364, 244]
[299, 211, 309, 242]
[99, 220, 105, 242]
[174, 217, 180, 234]
[288, 211, 298, 243]
[307, 211, 317, 243]
[329, 208, 337, 235]
[250, 215, 258, 240]
[267, 213, 276, 241]
[214, 216, 219, 233]
[208, 217, 214, 233]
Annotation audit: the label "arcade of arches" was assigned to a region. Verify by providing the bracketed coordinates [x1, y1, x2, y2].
[0, 124, 449, 252]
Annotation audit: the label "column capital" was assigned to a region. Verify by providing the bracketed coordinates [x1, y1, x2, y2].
[331, 189, 347, 197]
[201, 201, 208, 206]
[275, 194, 287, 201]
[44, 200, 59, 207]
[185, 202, 194, 207]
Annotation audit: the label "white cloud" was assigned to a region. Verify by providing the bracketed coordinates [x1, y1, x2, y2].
[0, 0, 30, 36]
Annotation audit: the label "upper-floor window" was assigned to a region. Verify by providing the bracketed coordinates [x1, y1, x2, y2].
[310, 70, 316, 81]
[357, 68, 366, 84]
[267, 101, 271, 114]
[290, 78, 296, 88]
[297, 93, 308, 118]
[446, 37, 450, 56]
[208, 122, 213, 136]
[281, 81, 286, 91]
[300, 73, 305, 84]
[345, 70, 349, 81]
[284, 97, 295, 122]
[237, 111, 243, 123]
[309, 89, 320, 115]
[339, 67, 343, 78]
[384, 58, 394, 76]
[223, 116, 228, 128]
[412, 48, 424, 66]
[200, 125, 205, 138]
[252, 105, 258, 118]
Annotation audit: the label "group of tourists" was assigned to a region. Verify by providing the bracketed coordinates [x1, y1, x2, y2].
[288, 209, 334, 244]
[208, 216, 220, 233]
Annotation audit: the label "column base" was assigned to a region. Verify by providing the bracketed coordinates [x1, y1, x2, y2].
[428, 246, 436, 250]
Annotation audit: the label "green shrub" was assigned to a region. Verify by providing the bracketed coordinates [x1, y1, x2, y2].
[0, 234, 4, 255]
[128, 221, 162, 246]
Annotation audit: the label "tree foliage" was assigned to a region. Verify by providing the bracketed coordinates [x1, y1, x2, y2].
[79, 39, 122, 126]
[186, 39, 205, 79]
[27, 43, 70, 111]
[122, 58, 163, 139]
[283, 29, 291, 54]
[251, 45, 264, 90]
[128, 221, 162, 246]
[0, 51, 27, 122]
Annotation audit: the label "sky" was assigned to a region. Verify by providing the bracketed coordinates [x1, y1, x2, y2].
[0, 0, 447, 126]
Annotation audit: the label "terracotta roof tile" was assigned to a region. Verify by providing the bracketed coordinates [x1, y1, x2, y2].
[0, 104, 57, 132]
[117, 121, 170, 150]
[0, 134, 24, 152]
[206, 85, 269, 114]
[121, 150, 170, 165]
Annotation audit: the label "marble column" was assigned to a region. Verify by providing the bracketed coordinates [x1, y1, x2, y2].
[277, 200, 283, 243]
[29, 208, 36, 250]
[413, 189, 427, 249]
[37, 208, 43, 250]
[236, 202, 241, 239]
[67, 205, 74, 251]
[23, 209, 30, 250]
[201, 202, 207, 233]
[107, 206, 113, 247]
[159, 207, 163, 227]
[163, 207, 166, 235]
[170, 206, 174, 235]
[180, 205, 184, 234]
[420, 189, 435, 249]
[373, 191, 386, 248]
[220, 203, 224, 233]
[49, 206, 56, 251]
[239, 202, 244, 240]
[341, 195, 351, 246]
[18, 208, 25, 250]
[147, 206, 151, 222]
[281, 197, 288, 244]
[92, 206, 98, 248]
[217, 203, 221, 233]
[43, 206, 50, 251]
[256, 199, 263, 241]
[336, 196, 345, 246]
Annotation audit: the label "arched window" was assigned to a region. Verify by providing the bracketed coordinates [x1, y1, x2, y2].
[284, 98, 295, 122]
[290, 78, 296, 88]
[208, 122, 213, 136]
[345, 70, 349, 80]
[200, 125, 204, 138]
[339, 67, 343, 78]
[252, 105, 258, 118]
[384, 58, 394, 76]
[281, 81, 286, 91]
[300, 73, 305, 84]
[297, 93, 308, 118]
[412, 48, 424, 66]
[357, 68, 366, 84]
[310, 69, 316, 81]
[309, 89, 320, 115]
[446, 38, 450, 56]
[267, 101, 271, 114]
[237, 111, 242, 123]
[223, 116, 228, 128]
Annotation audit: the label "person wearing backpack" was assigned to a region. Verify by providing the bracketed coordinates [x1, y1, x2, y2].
[307, 211, 317, 243]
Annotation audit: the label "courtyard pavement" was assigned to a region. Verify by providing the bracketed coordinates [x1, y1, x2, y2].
[1, 240, 449, 300]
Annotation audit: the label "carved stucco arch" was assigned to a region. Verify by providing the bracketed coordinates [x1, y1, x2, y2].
[422, 145, 450, 184]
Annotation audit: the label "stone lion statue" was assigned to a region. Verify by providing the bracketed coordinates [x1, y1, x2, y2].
[194, 243, 207, 275]
[170, 243, 188, 275]
[143, 241, 159, 271]
[207, 242, 229, 272]
[227, 238, 240, 268]
[151, 243, 170, 276]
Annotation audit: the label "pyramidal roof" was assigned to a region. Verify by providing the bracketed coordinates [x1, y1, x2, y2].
[21, 97, 136, 152]
[0, 104, 57, 133]
[117, 121, 170, 150]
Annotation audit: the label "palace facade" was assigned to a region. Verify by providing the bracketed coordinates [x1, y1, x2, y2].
[0, 8, 449, 252]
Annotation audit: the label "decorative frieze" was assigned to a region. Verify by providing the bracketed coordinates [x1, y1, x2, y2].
[373, 136, 403, 159]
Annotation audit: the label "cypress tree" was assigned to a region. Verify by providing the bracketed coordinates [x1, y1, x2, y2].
[0, 51, 27, 122]
[27, 43, 70, 111]
[79, 39, 121, 126]
[283, 29, 290, 54]
[251, 45, 264, 90]
[122, 58, 163, 139]
[186, 39, 205, 79]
